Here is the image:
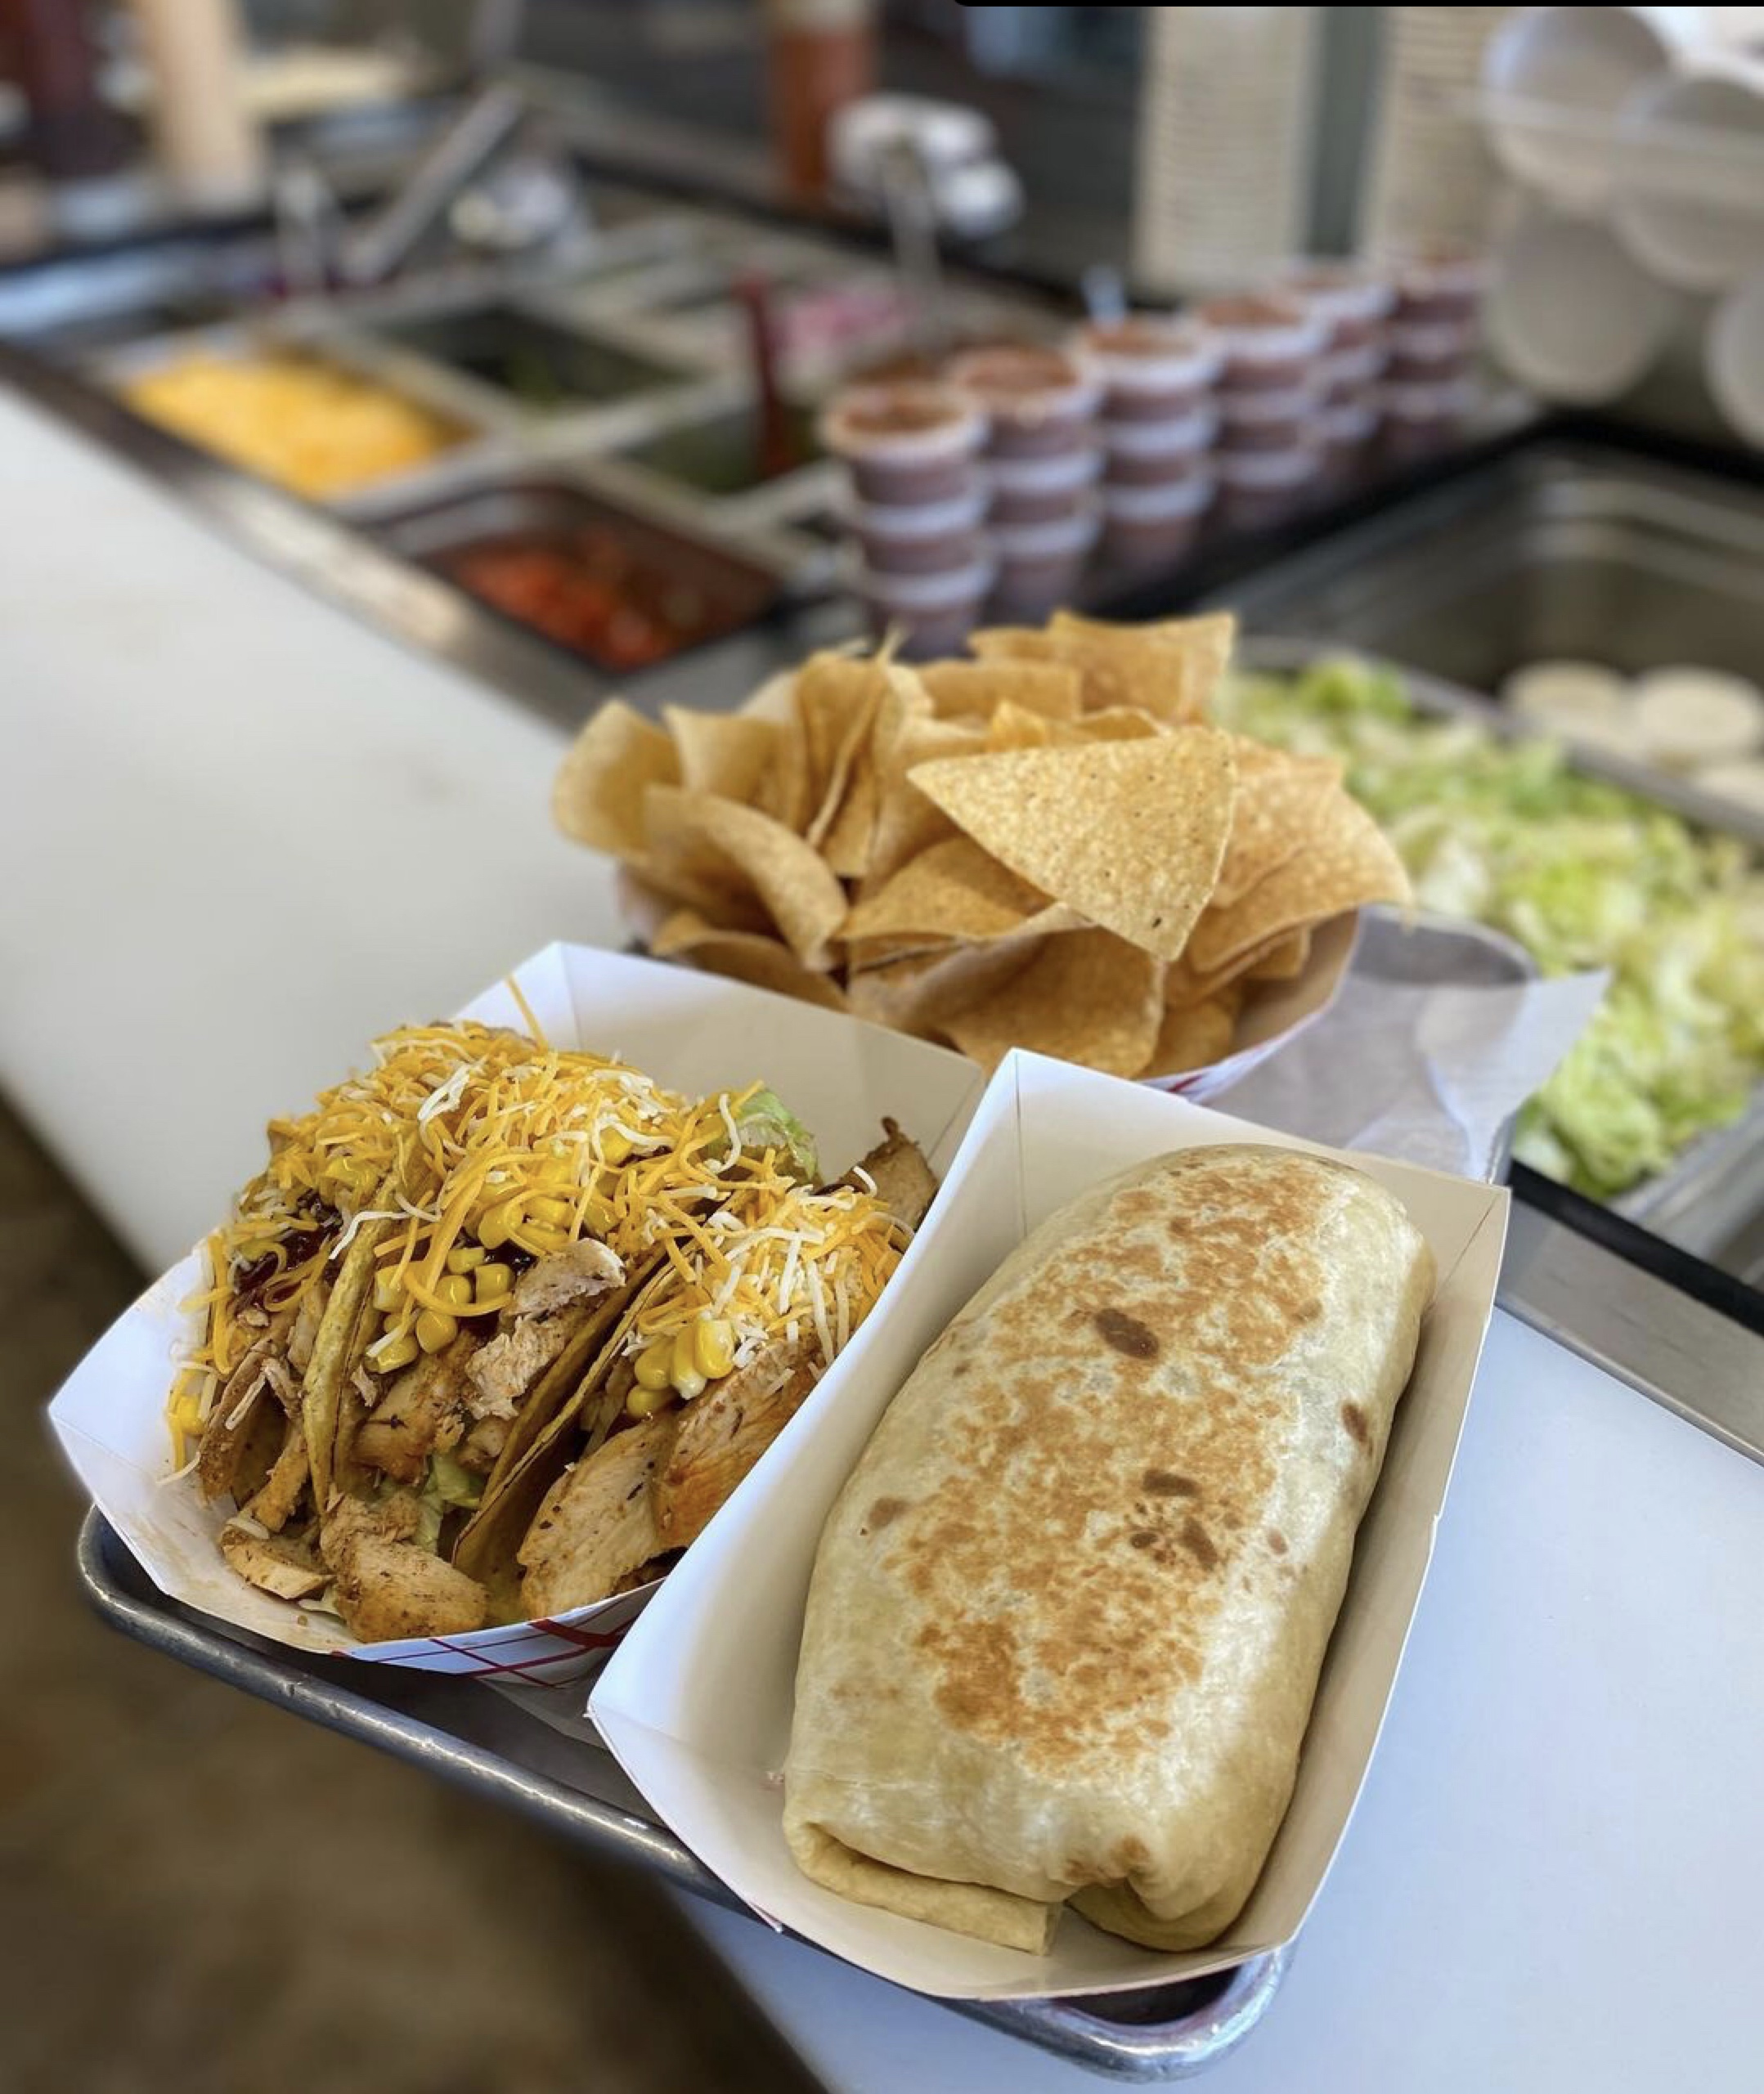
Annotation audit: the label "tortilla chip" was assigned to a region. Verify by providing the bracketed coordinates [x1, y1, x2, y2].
[908, 730, 1237, 962]
[967, 626, 1059, 666]
[663, 706, 778, 804]
[985, 702, 1060, 751]
[943, 930, 1165, 1078]
[819, 746, 880, 880]
[1045, 610, 1237, 723]
[1144, 985, 1245, 1078]
[301, 1204, 397, 1513]
[644, 786, 847, 968]
[1076, 706, 1163, 741]
[1185, 796, 1410, 975]
[1243, 927, 1312, 983]
[841, 838, 1052, 944]
[797, 652, 886, 849]
[653, 912, 851, 1011]
[554, 701, 680, 857]
[625, 851, 773, 938]
[857, 715, 989, 895]
[918, 660, 1083, 723]
[845, 938, 1047, 1038]
[1212, 743, 1348, 911]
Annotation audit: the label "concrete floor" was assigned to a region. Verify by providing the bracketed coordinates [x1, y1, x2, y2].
[2, 1092, 823, 2094]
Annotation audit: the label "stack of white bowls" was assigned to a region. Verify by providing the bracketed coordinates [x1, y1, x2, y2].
[1480, 4, 1764, 442]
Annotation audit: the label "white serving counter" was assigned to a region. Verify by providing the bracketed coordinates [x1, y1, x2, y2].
[7, 383, 1762, 2093]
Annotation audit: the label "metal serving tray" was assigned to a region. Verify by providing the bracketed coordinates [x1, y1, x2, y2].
[76, 1510, 1287, 2083]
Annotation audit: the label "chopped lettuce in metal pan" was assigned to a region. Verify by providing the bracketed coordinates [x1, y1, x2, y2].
[1216, 658, 1764, 1199]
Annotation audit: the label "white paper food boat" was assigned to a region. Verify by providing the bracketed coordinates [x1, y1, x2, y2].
[590, 1050, 1508, 1999]
[48, 944, 985, 1683]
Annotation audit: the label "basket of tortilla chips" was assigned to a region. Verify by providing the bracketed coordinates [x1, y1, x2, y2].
[553, 611, 1409, 1097]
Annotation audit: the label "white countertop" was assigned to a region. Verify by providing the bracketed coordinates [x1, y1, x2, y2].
[7, 383, 1763, 2092]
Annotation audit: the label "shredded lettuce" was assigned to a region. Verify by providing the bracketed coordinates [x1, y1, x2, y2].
[726, 1088, 819, 1184]
[411, 1449, 483, 1554]
[1215, 659, 1764, 1199]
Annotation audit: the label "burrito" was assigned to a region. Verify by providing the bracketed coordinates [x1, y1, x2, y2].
[783, 1142, 1435, 1955]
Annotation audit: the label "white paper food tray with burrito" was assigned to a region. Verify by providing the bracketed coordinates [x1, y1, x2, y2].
[48, 944, 985, 1684]
[590, 1050, 1507, 1999]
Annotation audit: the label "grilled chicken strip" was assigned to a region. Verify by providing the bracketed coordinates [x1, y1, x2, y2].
[356, 1333, 476, 1484]
[320, 1490, 488, 1639]
[653, 1348, 818, 1551]
[518, 1412, 678, 1616]
[844, 1119, 938, 1230]
[218, 1522, 326, 1602]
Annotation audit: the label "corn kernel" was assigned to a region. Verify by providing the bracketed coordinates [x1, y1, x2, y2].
[693, 1317, 736, 1380]
[626, 1382, 674, 1419]
[634, 1339, 674, 1392]
[373, 1271, 403, 1314]
[370, 1329, 420, 1372]
[415, 1309, 456, 1353]
[477, 1199, 522, 1249]
[527, 1195, 571, 1228]
[446, 1244, 486, 1274]
[670, 1326, 707, 1402]
[517, 1226, 571, 1257]
[436, 1273, 474, 1310]
[474, 1262, 513, 1305]
[576, 1194, 615, 1236]
[599, 1130, 632, 1166]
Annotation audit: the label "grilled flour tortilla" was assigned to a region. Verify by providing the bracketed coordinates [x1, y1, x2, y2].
[783, 1144, 1434, 1955]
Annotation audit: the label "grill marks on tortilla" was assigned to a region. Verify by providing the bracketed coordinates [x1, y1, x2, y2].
[891, 1150, 1335, 1775]
[1093, 1307, 1159, 1359]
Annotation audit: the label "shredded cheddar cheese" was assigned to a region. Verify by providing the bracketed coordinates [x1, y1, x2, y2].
[165, 1020, 908, 1462]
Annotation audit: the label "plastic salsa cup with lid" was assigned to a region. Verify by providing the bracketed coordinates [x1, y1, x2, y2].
[945, 344, 1102, 460]
[1193, 291, 1330, 392]
[1068, 316, 1223, 421]
[820, 381, 988, 505]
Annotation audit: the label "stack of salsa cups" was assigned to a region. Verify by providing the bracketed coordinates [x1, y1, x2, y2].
[1071, 316, 1223, 570]
[820, 380, 993, 653]
[1380, 245, 1488, 455]
[1192, 289, 1331, 527]
[1276, 259, 1396, 466]
[945, 344, 1104, 619]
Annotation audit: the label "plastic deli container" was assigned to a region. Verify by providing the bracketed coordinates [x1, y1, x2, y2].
[1319, 340, 1389, 402]
[847, 486, 990, 576]
[1193, 291, 1329, 392]
[1379, 377, 1478, 461]
[1388, 244, 1488, 326]
[1385, 318, 1477, 383]
[985, 446, 1102, 527]
[1276, 260, 1396, 351]
[859, 556, 994, 655]
[1067, 316, 1223, 422]
[1216, 386, 1319, 454]
[1100, 472, 1214, 567]
[1099, 403, 1218, 487]
[1321, 397, 1382, 452]
[946, 345, 1102, 460]
[820, 381, 989, 505]
[988, 505, 1102, 617]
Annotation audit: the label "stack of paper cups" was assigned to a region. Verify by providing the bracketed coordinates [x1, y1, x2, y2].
[1071, 316, 1222, 567]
